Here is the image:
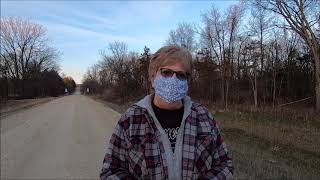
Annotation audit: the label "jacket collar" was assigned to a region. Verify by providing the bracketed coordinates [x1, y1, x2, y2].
[135, 94, 193, 116]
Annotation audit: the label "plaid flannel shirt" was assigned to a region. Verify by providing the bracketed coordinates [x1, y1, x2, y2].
[100, 95, 233, 180]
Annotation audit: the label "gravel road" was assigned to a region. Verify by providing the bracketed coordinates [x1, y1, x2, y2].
[1, 95, 120, 179]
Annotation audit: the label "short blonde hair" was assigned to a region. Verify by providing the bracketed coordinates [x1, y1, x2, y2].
[148, 46, 192, 81]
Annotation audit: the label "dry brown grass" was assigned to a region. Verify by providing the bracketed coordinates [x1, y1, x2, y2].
[215, 110, 320, 179]
[216, 111, 320, 154]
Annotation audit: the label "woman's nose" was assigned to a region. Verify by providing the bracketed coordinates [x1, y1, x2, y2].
[172, 73, 177, 78]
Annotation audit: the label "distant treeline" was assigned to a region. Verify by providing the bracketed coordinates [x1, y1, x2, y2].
[82, 0, 319, 110]
[0, 17, 76, 99]
[82, 42, 313, 107]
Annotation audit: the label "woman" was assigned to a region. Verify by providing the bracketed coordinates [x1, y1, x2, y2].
[100, 46, 233, 180]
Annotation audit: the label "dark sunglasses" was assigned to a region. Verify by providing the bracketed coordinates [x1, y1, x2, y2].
[159, 68, 190, 80]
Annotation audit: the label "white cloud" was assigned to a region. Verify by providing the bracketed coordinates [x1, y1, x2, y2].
[41, 21, 166, 46]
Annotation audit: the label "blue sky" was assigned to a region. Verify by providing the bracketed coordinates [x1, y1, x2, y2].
[2, 0, 239, 83]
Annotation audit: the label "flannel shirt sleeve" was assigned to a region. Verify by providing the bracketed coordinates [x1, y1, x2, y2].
[100, 114, 136, 180]
[205, 111, 234, 180]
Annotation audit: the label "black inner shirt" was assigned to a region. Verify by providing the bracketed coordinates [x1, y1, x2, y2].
[151, 97, 184, 152]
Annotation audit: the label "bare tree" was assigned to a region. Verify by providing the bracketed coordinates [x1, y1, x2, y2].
[98, 41, 128, 84]
[258, 0, 320, 110]
[0, 17, 60, 97]
[244, 40, 260, 107]
[225, 4, 245, 108]
[166, 22, 196, 51]
[267, 30, 282, 107]
[85, 64, 100, 82]
[200, 3, 244, 109]
[109, 41, 127, 63]
[250, 0, 273, 73]
[139, 46, 151, 94]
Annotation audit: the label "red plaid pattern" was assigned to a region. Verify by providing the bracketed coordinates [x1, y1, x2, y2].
[100, 102, 233, 180]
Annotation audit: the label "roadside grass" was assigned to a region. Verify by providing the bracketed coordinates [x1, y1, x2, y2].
[95, 96, 320, 179]
[215, 111, 320, 154]
[216, 111, 320, 179]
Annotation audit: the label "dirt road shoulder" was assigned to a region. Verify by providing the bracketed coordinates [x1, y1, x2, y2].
[0, 96, 61, 119]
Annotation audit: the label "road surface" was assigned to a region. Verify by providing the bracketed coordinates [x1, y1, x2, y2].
[1, 95, 120, 179]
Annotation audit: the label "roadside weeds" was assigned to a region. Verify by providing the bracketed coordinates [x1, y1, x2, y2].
[216, 111, 320, 180]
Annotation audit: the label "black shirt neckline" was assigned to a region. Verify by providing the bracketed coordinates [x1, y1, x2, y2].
[151, 95, 184, 152]
[151, 95, 184, 112]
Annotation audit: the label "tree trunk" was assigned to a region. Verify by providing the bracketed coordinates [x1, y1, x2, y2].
[249, 68, 258, 108]
[220, 72, 225, 105]
[313, 48, 320, 111]
[254, 69, 258, 108]
[21, 78, 25, 98]
[273, 71, 276, 108]
[225, 78, 229, 110]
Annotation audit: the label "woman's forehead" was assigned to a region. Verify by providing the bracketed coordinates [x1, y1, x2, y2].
[160, 62, 186, 72]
